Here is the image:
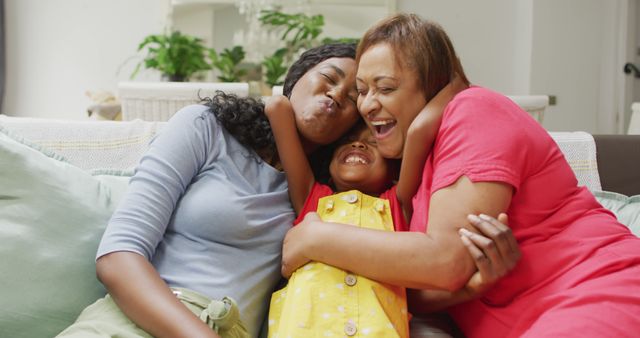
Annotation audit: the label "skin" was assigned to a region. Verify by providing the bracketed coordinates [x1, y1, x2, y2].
[94, 52, 519, 337]
[288, 57, 360, 152]
[94, 56, 362, 338]
[356, 43, 428, 159]
[282, 43, 516, 296]
[328, 125, 392, 195]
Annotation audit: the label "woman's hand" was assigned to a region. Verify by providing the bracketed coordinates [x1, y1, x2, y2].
[281, 212, 322, 278]
[459, 213, 521, 296]
[264, 95, 292, 120]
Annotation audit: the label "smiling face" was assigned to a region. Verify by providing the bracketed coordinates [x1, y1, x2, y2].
[329, 123, 393, 195]
[356, 43, 427, 159]
[289, 57, 360, 147]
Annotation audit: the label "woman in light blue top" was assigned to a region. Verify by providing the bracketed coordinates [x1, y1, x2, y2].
[57, 43, 519, 338]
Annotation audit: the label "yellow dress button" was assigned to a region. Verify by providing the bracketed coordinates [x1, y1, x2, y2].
[374, 200, 385, 212]
[325, 199, 334, 211]
[344, 319, 357, 336]
[341, 193, 358, 203]
[344, 274, 357, 286]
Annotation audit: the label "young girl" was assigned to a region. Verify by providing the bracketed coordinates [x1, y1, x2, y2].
[263, 84, 453, 337]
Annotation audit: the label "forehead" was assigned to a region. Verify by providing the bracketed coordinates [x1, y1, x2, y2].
[311, 57, 357, 75]
[356, 43, 402, 78]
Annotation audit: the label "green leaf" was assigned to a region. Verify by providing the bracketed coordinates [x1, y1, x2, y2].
[131, 30, 212, 80]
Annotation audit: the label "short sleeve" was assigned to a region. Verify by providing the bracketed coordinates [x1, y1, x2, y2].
[294, 182, 333, 225]
[97, 105, 220, 260]
[430, 88, 533, 193]
[380, 185, 409, 232]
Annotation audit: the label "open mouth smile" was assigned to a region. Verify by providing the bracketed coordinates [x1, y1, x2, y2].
[370, 119, 396, 137]
[341, 150, 371, 165]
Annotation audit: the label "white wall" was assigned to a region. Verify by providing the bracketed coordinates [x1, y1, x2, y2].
[529, 0, 605, 132]
[4, 0, 633, 133]
[398, 0, 533, 96]
[4, 0, 169, 119]
[399, 0, 630, 133]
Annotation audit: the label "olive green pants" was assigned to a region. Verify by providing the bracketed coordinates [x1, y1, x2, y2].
[56, 288, 249, 338]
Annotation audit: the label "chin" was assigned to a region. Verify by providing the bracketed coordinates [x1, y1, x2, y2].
[379, 145, 403, 159]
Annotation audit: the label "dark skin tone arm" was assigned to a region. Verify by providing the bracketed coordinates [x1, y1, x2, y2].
[264, 95, 315, 214]
[96, 252, 220, 338]
[396, 77, 468, 221]
[278, 79, 520, 308]
[408, 213, 520, 313]
[283, 178, 513, 291]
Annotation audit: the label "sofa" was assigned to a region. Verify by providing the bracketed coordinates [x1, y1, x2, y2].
[1, 114, 639, 338]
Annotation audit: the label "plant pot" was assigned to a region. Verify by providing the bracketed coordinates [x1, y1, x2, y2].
[162, 74, 187, 82]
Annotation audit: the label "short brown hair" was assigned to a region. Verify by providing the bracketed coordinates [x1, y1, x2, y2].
[356, 13, 469, 101]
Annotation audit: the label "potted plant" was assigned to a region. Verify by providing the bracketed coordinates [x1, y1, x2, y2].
[258, 10, 359, 89]
[210, 46, 247, 82]
[131, 30, 212, 82]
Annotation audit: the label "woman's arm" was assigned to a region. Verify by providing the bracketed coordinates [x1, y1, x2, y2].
[265, 95, 315, 214]
[96, 252, 220, 338]
[408, 213, 521, 313]
[95, 107, 223, 337]
[396, 78, 468, 219]
[281, 176, 513, 291]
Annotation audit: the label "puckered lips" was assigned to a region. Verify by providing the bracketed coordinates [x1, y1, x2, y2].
[339, 148, 372, 166]
[370, 118, 396, 139]
[318, 98, 337, 115]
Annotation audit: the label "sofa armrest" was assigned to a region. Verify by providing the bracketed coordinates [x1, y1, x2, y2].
[593, 134, 640, 196]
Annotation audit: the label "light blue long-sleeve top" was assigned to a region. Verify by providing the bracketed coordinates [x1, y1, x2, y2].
[97, 104, 294, 337]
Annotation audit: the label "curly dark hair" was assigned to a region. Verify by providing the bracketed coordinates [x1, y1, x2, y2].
[202, 42, 357, 178]
[282, 43, 357, 98]
[201, 91, 275, 157]
[202, 90, 334, 183]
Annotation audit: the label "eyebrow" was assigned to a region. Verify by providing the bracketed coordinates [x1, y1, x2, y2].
[356, 75, 397, 83]
[326, 64, 345, 78]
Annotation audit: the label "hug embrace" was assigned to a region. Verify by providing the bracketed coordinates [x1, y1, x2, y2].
[58, 13, 640, 338]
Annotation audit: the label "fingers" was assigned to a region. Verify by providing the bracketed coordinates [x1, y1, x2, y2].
[493, 213, 521, 265]
[459, 229, 491, 274]
[459, 228, 506, 278]
[468, 214, 520, 270]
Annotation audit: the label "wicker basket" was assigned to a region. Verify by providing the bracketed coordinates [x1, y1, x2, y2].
[118, 82, 249, 121]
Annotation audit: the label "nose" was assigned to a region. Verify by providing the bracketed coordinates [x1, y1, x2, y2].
[350, 141, 366, 149]
[326, 85, 346, 108]
[358, 91, 380, 119]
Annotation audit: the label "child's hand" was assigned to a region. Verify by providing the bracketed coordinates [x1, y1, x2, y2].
[459, 213, 521, 296]
[265, 95, 292, 119]
[281, 212, 322, 278]
[416, 75, 467, 124]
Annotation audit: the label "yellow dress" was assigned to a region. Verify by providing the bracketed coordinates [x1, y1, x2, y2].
[268, 190, 409, 337]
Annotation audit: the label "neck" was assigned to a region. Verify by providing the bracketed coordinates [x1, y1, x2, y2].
[300, 136, 318, 156]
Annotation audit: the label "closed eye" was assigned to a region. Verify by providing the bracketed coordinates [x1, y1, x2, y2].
[322, 73, 336, 84]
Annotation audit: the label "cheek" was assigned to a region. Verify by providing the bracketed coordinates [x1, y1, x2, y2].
[328, 160, 340, 182]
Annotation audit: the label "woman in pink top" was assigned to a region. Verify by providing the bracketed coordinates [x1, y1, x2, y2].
[282, 13, 640, 337]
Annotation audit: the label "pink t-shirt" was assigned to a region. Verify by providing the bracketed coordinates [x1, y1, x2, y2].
[411, 86, 640, 337]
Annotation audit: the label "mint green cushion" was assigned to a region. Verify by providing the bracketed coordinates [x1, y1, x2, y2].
[593, 190, 640, 237]
[0, 128, 131, 338]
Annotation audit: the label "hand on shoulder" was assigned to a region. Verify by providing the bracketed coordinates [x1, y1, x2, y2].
[265, 95, 292, 119]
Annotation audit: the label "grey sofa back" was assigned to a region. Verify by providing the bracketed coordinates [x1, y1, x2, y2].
[594, 135, 640, 196]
